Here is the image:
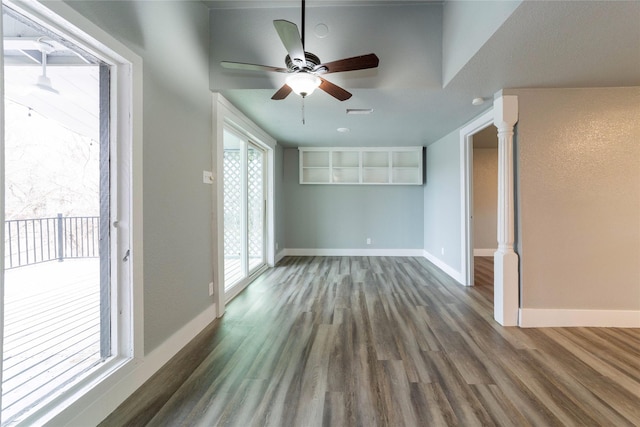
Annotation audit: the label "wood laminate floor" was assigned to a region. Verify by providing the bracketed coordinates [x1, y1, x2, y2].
[101, 256, 640, 426]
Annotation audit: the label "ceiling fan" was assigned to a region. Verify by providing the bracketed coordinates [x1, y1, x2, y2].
[221, 0, 379, 101]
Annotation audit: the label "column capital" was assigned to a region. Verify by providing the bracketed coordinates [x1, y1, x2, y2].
[494, 95, 518, 130]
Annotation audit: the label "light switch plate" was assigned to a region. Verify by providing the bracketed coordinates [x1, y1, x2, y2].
[203, 171, 213, 184]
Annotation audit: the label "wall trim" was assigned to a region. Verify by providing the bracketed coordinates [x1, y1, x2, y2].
[275, 249, 286, 264]
[284, 248, 425, 257]
[460, 108, 495, 287]
[62, 305, 217, 426]
[473, 248, 496, 256]
[519, 308, 640, 328]
[422, 250, 463, 284]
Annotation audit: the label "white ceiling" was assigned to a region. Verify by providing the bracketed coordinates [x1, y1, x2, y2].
[206, 0, 640, 147]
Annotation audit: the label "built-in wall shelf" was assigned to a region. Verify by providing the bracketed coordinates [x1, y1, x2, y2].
[299, 147, 423, 185]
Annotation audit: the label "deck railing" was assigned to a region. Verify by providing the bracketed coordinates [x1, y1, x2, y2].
[4, 214, 100, 269]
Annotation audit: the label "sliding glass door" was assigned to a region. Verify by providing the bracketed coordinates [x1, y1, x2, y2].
[223, 128, 265, 294]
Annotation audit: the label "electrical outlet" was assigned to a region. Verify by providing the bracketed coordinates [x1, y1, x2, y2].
[366, 238, 372, 245]
[441, 247, 445, 255]
[208, 281, 214, 296]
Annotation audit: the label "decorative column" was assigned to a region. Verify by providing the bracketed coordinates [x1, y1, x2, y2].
[494, 95, 519, 326]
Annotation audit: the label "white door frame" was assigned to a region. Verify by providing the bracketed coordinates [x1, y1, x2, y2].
[213, 93, 275, 317]
[0, 4, 5, 417]
[460, 109, 494, 287]
[460, 94, 519, 326]
[1, 0, 144, 423]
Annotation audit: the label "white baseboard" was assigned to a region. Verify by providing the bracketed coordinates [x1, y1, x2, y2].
[275, 249, 286, 264]
[283, 248, 425, 257]
[62, 304, 218, 426]
[519, 308, 640, 328]
[473, 248, 496, 256]
[422, 250, 463, 284]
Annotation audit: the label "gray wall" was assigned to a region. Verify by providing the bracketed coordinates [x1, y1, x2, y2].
[512, 87, 640, 310]
[473, 147, 498, 250]
[283, 148, 424, 250]
[423, 129, 461, 272]
[65, 1, 214, 353]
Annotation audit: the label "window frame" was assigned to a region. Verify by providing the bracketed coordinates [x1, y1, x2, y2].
[0, 1, 143, 424]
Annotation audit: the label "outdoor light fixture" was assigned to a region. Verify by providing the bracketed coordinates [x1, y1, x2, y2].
[286, 72, 321, 98]
[35, 38, 59, 94]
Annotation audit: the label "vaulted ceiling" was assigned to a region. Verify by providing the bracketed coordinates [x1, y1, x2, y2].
[206, 0, 640, 147]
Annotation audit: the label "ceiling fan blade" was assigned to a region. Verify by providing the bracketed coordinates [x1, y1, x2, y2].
[273, 20, 306, 67]
[221, 61, 288, 73]
[271, 84, 293, 100]
[318, 77, 352, 101]
[318, 53, 379, 74]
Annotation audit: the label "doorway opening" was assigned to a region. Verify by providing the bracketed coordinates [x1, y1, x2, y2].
[470, 126, 498, 305]
[222, 127, 267, 301]
[460, 96, 520, 326]
[1, 0, 143, 422]
[2, 8, 109, 424]
[461, 109, 494, 288]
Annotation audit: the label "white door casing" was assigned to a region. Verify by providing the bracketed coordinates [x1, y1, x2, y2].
[460, 94, 519, 326]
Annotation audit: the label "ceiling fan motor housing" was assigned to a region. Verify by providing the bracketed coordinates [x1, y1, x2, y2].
[285, 52, 327, 73]
[221, 13, 377, 101]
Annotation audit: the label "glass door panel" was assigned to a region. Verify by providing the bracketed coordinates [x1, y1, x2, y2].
[223, 130, 266, 292]
[223, 130, 244, 289]
[2, 7, 111, 423]
[247, 144, 265, 273]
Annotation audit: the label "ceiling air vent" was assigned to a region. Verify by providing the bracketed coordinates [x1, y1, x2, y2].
[346, 108, 374, 115]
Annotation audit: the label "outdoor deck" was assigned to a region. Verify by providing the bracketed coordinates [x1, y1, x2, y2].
[2, 259, 102, 426]
[2, 254, 262, 424]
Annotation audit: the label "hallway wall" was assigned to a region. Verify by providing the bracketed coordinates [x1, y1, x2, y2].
[512, 87, 640, 312]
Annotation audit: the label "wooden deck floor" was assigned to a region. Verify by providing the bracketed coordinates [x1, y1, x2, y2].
[102, 256, 640, 426]
[3, 259, 102, 425]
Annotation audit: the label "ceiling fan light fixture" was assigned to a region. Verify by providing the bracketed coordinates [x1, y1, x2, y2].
[286, 72, 321, 98]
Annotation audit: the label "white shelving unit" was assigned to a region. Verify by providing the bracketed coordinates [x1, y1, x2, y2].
[299, 147, 423, 185]
[300, 150, 330, 184]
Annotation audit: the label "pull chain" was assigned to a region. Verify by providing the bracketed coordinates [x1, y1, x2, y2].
[302, 97, 306, 125]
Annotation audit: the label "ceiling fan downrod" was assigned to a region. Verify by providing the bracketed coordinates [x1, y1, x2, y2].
[301, 0, 305, 49]
[220, 0, 379, 102]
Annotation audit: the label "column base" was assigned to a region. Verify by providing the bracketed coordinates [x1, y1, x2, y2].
[494, 250, 519, 326]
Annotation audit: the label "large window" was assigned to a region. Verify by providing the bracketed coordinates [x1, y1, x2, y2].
[1, 1, 141, 424]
